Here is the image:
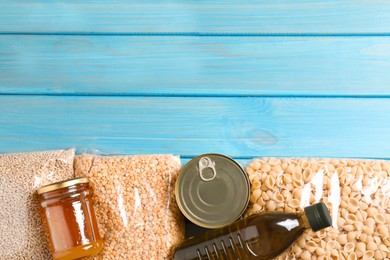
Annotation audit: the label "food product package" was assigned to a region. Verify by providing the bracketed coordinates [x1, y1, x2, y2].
[74, 154, 185, 259]
[245, 158, 390, 259]
[0, 149, 75, 259]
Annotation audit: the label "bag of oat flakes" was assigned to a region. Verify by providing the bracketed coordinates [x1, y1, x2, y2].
[0, 149, 75, 259]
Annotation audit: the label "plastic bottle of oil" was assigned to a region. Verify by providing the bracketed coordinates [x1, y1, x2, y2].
[173, 202, 332, 260]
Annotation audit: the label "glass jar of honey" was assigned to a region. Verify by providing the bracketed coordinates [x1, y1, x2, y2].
[37, 177, 104, 260]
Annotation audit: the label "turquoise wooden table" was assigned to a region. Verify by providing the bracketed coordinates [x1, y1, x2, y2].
[1, 1, 390, 163]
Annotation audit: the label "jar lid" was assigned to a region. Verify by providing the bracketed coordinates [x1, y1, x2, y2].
[37, 177, 89, 194]
[175, 154, 250, 229]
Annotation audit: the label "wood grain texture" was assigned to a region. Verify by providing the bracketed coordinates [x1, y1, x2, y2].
[1, 35, 390, 96]
[1, 1, 390, 34]
[1, 96, 389, 159]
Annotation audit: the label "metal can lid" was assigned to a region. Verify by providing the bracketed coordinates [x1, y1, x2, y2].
[175, 154, 250, 229]
[37, 177, 89, 194]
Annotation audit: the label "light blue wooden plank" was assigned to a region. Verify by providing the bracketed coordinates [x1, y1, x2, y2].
[1, 36, 390, 96]
[0, 96, 389, 159]
[0, 1, 389, 33]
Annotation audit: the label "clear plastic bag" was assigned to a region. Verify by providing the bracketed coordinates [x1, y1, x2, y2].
[74, 154, 185, 259]
[0, 149, 75, 259]
[245, 158, 390, 259]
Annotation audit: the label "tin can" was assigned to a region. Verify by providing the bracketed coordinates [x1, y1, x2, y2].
[175, 154, 250, 228]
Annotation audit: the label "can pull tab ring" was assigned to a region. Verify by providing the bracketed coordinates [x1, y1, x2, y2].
[198, 157, 216, 181]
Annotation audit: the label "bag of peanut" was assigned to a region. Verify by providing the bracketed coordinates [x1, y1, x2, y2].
[246, 158, 390, 260]
[74, 154, 185, 259]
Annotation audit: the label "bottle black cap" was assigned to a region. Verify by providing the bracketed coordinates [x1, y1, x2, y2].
[304, 202, 332, 232]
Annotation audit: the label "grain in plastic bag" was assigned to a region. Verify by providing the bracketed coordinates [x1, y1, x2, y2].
[0, 149, 75, 259]
[74, 154, 185, 259]
[245, 158, 390, 259]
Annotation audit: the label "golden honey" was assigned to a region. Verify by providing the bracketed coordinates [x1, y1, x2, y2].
[38, 177, 104, 260]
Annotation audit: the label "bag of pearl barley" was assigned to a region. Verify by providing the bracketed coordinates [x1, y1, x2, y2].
[0, 149, 75, 260]
[74, 154, 185, 259]
[245, 158, 390, 260]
